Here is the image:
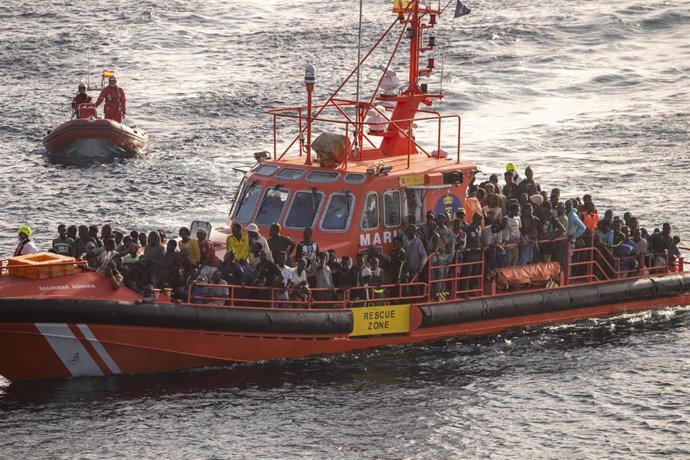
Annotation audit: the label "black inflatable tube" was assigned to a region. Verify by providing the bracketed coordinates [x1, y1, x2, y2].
[0, 298, 353, 335]
[420, 273, 690, 328]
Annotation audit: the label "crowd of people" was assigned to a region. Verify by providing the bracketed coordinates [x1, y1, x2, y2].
[9, 163, 685, 305]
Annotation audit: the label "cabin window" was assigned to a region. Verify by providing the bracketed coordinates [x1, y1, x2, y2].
[276, 168, 306, 180]
[307, 171, 340, 183]
[234, 182, 262, 223]
[285, 190, 324, 229]
[255, 187, 290, 226]
[383, 190, 401, 227]
[344, 173, 366, 184]
[254, 164, 279, 176]
[360, 192, 379, 230]
[403, 189, 425, 225]
[321, 193, 355, 231]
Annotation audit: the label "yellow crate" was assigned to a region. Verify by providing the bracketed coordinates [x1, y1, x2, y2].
[8, 252, 76, 280]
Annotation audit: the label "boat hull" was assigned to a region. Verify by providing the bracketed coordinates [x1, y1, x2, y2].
[1, 272, 689, 381]
[42, 118, 148, 162]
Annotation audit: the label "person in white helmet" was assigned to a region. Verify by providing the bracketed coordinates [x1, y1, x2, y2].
[95, 75, 127, 122]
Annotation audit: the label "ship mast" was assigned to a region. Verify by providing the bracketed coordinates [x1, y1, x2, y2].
[378, 0, 443, 158]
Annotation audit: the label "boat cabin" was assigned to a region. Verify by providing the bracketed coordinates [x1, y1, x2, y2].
[216, 155, 475, 256]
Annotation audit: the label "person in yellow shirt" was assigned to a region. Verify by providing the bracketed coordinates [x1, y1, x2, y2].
[178, 227, 200, 265]
[226, 222, 249, 262]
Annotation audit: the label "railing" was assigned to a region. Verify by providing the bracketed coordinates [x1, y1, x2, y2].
[2, 237, 685, 311]
[267, 100, 462, 168]
[187, 281, 428, 310]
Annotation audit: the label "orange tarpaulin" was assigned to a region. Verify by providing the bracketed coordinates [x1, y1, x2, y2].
[492, 262, 562, 290]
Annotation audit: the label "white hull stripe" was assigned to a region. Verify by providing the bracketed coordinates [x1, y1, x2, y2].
[35, 323, 104, 377]
[77, 324, 121, 374]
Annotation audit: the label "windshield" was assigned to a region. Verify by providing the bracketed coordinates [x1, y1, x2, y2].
[255, 187, 289, 226]
[321, 193, 354, 231]
[234, 182, 261, 223]
[361, 192, 378, 230]
[285, 190, 323, 229]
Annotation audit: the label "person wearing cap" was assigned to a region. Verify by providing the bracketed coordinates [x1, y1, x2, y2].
[14, 225, 39, 256]
[247, 223, 273, 263]
[95, 75, 127, 122]
[225, 222, 249, 262]
[71, 82, 93, 117]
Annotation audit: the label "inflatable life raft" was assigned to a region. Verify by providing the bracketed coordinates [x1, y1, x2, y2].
[43, 105, 148, 162]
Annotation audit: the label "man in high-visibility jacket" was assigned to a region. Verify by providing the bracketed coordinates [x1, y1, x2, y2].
[95, 75, 126, 122]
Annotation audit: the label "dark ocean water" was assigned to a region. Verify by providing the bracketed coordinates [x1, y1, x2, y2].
[1, 0, 689, 457]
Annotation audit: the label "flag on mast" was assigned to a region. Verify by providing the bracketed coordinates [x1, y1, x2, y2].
[393, 0, 410, 13]
[454, 1, 471, 18]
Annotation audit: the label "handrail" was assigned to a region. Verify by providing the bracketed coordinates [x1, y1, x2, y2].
[187, 281, 429, 310]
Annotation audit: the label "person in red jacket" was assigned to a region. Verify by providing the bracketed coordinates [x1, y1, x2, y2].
[95, 75, 127, 122]
[71, 82, 93, 117]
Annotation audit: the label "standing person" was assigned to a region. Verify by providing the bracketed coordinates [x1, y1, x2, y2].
[178, 227, 201, 266]
[14, 225, 39, 256]
[460, 213, 483, 295]
[516, 166, 541, 198]
[100, 225, 114, 243]
[267, 223, 295, 264]
[197, 228, 220, 277]
[504, 203, 522, 266]
[74, 225, 97, 258]
[143, 231, 165, 286]
[159, 240, 183, 289]
[464, 189, 484, 226]
[519, 203, 540, 265]
[71, 82, 92, 117]
[313, 251, 335, 303]
[352, 253, 372, 305]
[95, 75, 127, 122]
[295, 227, 319, 269]
[402, 224, 427, 283]
[247, 223, 273, 262]
[566, 199, 587, 277]
[433, 214, 456, 298]
[88, 225, 103, 248]
[52, 224, 75, 256]
[225, 222, 249, 262]
[274, 252, 293, 307]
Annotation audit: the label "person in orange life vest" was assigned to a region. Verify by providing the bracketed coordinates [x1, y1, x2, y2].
[582, 201, 599, 231]
[71, 82, 93, 116]
[95, 75, 126, 122]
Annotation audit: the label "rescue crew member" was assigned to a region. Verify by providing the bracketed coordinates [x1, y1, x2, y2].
[71, 82, 93, 117]
[14, 225, 39, 256]
[95, 75, 126, 122]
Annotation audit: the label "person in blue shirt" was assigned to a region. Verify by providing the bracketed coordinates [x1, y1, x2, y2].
[565, 200, 587, 278]
[565, 200, 586, 245]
